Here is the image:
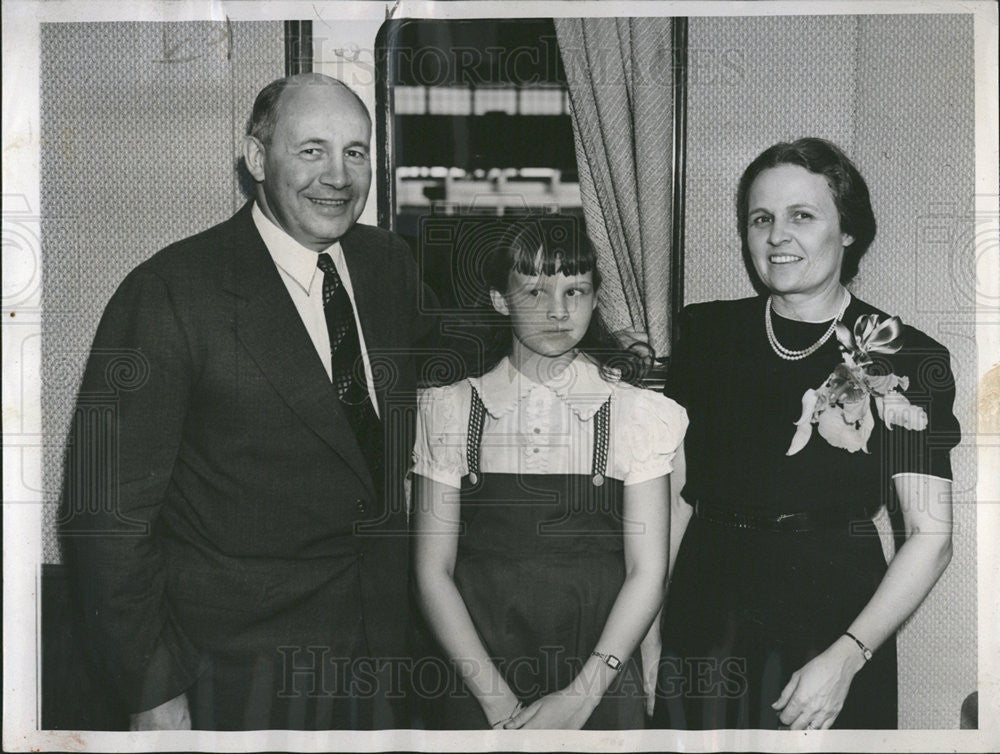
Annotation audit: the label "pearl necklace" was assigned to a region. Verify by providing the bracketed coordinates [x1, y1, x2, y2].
[765, 291, 851, 361]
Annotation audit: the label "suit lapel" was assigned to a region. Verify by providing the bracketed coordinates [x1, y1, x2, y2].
[220, 205, 376, 498]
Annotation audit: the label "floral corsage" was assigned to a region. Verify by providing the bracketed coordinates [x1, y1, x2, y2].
[786, 314, 928, 455]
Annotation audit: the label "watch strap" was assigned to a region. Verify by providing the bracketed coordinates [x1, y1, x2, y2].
[844, 631, 873, 662]
[591, 650, 623, 672]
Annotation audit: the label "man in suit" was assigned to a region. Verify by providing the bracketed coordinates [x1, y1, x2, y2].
[60, 73, 427, 730]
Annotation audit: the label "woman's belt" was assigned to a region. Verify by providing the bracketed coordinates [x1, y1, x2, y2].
[692, 500, 876, 533]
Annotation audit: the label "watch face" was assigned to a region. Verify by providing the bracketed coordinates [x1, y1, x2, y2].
[608, 655, 622, 671]
[863, 649, 873, 662]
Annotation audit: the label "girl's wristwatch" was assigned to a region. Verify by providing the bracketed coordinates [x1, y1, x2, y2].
[591, 650, 623, 671]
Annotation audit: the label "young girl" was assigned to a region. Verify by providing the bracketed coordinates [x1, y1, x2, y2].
[412, 218, 688, 730]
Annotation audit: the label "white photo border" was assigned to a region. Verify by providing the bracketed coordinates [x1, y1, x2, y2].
[3, 0, 997, 751]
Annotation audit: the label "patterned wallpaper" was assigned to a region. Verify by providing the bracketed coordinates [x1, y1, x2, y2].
[40, 22, 284, 564]
[852, 14, 976, 731]
[684, 13, 976, 730]
[683, 15, 859, 304]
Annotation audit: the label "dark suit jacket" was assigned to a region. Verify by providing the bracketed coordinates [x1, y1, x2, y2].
[60, 203, 425, 716]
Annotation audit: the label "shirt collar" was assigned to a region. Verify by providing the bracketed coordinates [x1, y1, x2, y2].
[251, 202, 342, 295]
[471, 353, 614, 421]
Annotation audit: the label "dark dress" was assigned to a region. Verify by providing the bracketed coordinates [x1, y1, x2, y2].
[652, 295, 960, 730]
[428, 388, 646, 729]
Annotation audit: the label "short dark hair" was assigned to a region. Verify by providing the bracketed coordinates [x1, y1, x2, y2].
[736, 138, 877, 284]
[247, 74, 371, 146]
[474, 216, 651, 385]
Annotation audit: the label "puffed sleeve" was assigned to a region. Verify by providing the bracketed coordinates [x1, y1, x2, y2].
[411, 382, 469, 488]
[616, 386, 689, 485]
[887, 329, 961, 480]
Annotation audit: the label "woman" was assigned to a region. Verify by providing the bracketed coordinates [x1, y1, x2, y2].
[413, 219, 687, 729]
[652, 138, 959, 730]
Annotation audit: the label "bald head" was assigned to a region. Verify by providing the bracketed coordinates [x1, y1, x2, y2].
[242, 72, 372, 250]
[248, 73, 370, 147]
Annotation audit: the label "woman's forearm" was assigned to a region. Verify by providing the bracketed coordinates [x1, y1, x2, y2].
[772, 477, 953, 727]
[841, 523, 952, 654]
[774, 518, 953, 724]
[836, 475, 953, 659]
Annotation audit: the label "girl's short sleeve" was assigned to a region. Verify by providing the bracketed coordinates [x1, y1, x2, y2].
[411, 383, 469, 488]
[616, 387, 689, 485]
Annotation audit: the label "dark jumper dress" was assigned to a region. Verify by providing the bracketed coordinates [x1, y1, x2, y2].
[430, 387, 646, 729]
[652, 296, 960, 730]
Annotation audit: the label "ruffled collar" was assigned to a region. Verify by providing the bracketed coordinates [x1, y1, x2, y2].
[469, 354, 614, 421]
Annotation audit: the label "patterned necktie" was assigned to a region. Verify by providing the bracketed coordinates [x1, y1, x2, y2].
[317, 253, 384, 492]
[317, 253, 365, 402]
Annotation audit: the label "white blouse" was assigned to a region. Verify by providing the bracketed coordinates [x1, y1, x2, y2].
[412, 355, 688, 489]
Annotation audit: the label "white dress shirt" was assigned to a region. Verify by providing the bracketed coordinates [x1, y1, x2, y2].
[252, 203, 379, 415]
[412, 355, 688, 488]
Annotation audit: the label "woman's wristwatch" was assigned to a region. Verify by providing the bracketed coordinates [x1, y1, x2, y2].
[591, 650, 623, 671]
[844, 631, 873, 662]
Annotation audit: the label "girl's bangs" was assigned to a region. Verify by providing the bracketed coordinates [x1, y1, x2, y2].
[507, 221, 596, 278]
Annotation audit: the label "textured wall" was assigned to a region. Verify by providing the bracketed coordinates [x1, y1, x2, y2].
[683, 15, 859, 303]
[851, 14, 977, 732]
[40, 22, 284, 564]
[684, 14, 976, 730]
